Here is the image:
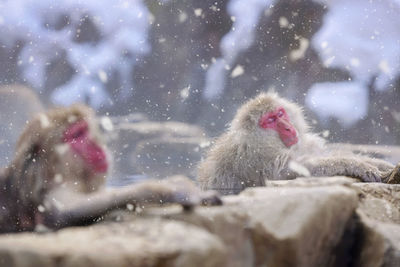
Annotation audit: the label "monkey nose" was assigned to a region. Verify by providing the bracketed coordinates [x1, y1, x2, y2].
[278, 120, 293, 132]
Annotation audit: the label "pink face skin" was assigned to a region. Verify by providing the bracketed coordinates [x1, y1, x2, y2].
[258, 107, 298, 147]
[63, 120, 108, 173]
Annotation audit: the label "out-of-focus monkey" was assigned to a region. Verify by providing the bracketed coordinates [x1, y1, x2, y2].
[0, 104, 221, 233]
[198, 92, 396, 195]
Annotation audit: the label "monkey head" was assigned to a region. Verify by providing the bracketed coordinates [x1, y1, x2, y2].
[12, 104, 110, 201]
[231, 92, 309, 149]
[63, 118, 108, 173]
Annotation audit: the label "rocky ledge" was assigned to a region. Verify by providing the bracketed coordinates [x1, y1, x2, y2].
[1, 177, 400, 267]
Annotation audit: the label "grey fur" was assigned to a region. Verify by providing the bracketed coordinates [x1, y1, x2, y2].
[198, 92, 394, 195]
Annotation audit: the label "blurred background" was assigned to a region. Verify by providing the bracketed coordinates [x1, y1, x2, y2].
[0, 0, 399, 181]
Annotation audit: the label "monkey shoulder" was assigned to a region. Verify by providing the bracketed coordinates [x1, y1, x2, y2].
[198, 133, 249, 188]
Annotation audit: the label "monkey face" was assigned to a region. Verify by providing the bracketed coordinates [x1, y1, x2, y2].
[258, 107, 298, 147]
[63, 120, 108, 174]
[12, 105, 110, 194]
[56, 118, 109, 192]
[231, 92, 305, 150]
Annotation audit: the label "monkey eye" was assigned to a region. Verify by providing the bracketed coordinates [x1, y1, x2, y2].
[64, 120, 89, 141]
[71, 128, 86, 139]
[267, 116, 276, 123]
[277, 109, 284, 117]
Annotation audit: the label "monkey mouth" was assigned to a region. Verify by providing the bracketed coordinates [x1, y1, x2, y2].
[92, 159, 108, 173]
[283, 136, 298, 147]
[83, 142, 109, 173]
[86, 150, 109, 173]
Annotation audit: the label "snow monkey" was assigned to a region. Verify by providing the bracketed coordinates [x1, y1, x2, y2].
[198, 92, 396, 195]
[0, 104, 221, 233]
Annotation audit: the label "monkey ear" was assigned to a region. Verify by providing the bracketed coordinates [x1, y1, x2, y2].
[232, 113, 254, 132]
[14, 126, 43, 165]
[243, 114, 255, 130]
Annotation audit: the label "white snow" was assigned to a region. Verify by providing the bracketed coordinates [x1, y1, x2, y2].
[309, 0, 400, 125]
[288, 160, 311, 177]
[313, 0, 400, 89]
[38, 113, 51, 129]
[0, 0, 150, 108]
[203, 0, 275, 100]
[230, 65, 244, 78]
[289, 37, 309, 62]
[100, 116, 114, 132]
[306, 81, 368, 127]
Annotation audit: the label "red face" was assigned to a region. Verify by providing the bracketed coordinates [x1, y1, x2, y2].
[63, 120, 108, 173]
[258, 107, 298, 147]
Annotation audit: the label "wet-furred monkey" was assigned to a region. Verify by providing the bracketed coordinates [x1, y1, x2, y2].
[198, 92, 396, 195]
[0, 104, 221, 233]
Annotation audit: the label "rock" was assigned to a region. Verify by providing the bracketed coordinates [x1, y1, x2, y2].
[327, 143, 400, 165]
[266, 176, 358, 188]
[344, 182, 400, 266]
[132, 137, 209, 178]
[115, 121, 206, 143]
[355, 213, 400, 267]
[268, 177, 400, 224]
[108, 121, 208, 180]
[268, 177, 400, 266]
[142, 184, 358, 267]
[352, 183, 400, 224]
[3, 176, 400, 266]
[233, 186, 358, 267]
[147, 202, 254, 267]
[109, 113, 148, 125]
[0, 218, 227, 267]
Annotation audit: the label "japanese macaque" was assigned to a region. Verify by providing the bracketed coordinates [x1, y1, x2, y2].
[0, 104, 221, 233]
[198, 92, 396, 195]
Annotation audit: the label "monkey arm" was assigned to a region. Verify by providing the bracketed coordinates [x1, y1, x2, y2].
[298, 156, 383, 182]
[385, 163, 400, 184]
[43, 177, 221, 229]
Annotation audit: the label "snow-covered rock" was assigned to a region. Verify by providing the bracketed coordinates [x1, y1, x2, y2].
[0, 0, 150, 108]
